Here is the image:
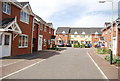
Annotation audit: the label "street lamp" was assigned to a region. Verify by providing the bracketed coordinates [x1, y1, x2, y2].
[99, 0, 114, 64]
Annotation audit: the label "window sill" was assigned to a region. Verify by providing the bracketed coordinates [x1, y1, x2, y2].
[19, 46, 28, 48]
[3, 11, 10, 15]
[20, 20, 29, 24]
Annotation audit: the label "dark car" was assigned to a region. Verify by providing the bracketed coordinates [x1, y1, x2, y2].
[95, 44, 100, 48]
[85, 44, 91, 48]
[58, 43, 64, 47]
[95, 44, 105, 48]
[66, 43, 72, 47]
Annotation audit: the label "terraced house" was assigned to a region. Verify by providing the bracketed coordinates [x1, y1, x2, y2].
[55, 27, 103, 47]
[55, 27, 70, 46]
[0, 0, 55, 58]
[33, 14, 55, 52]
[102, 18, 120, 56]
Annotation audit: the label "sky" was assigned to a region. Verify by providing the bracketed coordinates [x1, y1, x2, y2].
[17, 0, 119, 29]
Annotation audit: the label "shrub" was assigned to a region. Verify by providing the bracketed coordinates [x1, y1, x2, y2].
[74, 44, 79, 48]
[107, 49, 111, 54]
[104, 55, 120, 64]
[78, 42, 81, 47]
[80, 44, 85, 48]
[104, 55, 110, 61]
[97, 48, 108, 54]
[48, 45, 59, 50]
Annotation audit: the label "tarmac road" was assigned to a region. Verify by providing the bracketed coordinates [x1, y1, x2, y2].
[3, 47, 107, 79]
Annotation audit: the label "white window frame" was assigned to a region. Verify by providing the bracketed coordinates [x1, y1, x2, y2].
[49, 28, 51, 34]
[110, 27, 112, 33]
[20, 10, 29, 24]
[44, 39, 47, 46]
[3, 2, 11, 15]
[40, 23, 43, 30]
[88, 35, 90, 38]
[44, 26, 47, 32]
[82, 34, 85, 38]
[19, 34, 28, 48]
[0, 34, 2, 46]
[95, 34, 98, 38]
[48, 40, 50, 45]
[74, 35, 77, 37]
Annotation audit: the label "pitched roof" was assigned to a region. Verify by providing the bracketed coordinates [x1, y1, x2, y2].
[56, 27, 70, 34]
[70, 28, 102, 34]
[0, 18, 15, 29]
[19, 2, 29, 6]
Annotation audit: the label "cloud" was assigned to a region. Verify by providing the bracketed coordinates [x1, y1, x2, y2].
[17, 0, 119, 28]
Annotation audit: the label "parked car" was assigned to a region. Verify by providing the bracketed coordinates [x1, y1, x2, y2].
[100, 44, 105, 48]
[66, 43, 72, 47]
[95, 44, 105, 48]
[58, 43, 64, 47]
[85, 44, 91, 48]
[95, 44, 100, 48]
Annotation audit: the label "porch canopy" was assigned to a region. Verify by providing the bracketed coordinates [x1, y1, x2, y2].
[0, 17, 22, 34]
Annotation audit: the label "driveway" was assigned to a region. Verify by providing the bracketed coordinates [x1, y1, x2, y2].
[2, 47, 108, 79]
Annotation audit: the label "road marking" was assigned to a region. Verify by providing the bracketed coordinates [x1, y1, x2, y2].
[87, 52, 109, 80]
[0, 60, 24, 67]
[0, 59, 46, 80]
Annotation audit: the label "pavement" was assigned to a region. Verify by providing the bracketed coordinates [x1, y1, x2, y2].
[87, 48, 119, 80]
[0, 47, 119, 80]
[0, 50, 62, 79]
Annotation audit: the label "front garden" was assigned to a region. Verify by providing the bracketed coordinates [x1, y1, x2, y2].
[74, 43, 85, 48]
[96, 47, 120, 66]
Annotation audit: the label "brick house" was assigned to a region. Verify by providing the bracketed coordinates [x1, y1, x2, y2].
[55, 27, 70, 45]
[0, 1, 34, 57]
[70, 28, 102, 47]
[115, 18, 120, 56]
[102, 20, 120, 56]
[33, 14, 55, 51]
[0, 1, 55, 58]
[102, 22, 112, 50]
[55, 27, 103, 47]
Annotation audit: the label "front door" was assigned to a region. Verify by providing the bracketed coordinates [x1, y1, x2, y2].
[1, 33, 11, 57]
[38, 35, 43, 51]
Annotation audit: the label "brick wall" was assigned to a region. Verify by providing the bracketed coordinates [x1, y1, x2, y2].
[102, 27, 111, 50]
[40, 23, 54, 50]
[117, 29, 120, 56]
[91, 34, 102, 47]
[33, 23, 39, 51]
[2, 3, 34, 56]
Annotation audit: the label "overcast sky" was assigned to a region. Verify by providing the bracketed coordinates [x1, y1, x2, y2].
[18, 0, 119, 29]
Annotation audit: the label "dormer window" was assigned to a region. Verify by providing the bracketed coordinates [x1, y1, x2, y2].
[20, 11, 29, 24]
[3, 2, 10, 15]
[95, 32, 98, 38]
[82, 32, 85, 38]
[62, 31, 65, 37]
